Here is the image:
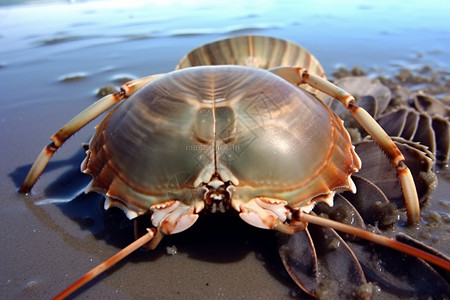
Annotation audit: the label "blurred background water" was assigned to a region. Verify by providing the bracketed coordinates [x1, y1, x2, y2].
[1, 0, 449, 108]
[1, 0, 449, 107]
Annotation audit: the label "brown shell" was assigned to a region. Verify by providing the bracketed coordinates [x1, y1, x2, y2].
[176, 35, 325, 76]
[176, 35, 326, 98]
[81, 66, 360, 217]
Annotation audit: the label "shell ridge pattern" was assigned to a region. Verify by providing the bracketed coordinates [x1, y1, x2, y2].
[83, 66, 360, 218]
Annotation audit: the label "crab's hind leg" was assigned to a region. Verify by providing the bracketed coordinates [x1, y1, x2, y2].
[19, 74, 163, 193]
[270, 67, 420, 225]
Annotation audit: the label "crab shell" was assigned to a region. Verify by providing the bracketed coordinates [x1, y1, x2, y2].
[176, 35, 327, 98]
[81, 66, 360, 221]
[176, 35, 325, 76]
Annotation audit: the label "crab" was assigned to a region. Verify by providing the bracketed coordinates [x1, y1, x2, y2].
[19, 36, 450, 299]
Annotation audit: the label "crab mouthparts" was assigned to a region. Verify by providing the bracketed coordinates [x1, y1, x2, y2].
[203, 176, 233, 213]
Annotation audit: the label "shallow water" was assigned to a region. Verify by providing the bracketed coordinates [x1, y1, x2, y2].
[0, 1, 449, 299]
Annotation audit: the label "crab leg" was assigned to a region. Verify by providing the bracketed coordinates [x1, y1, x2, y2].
[270, 67, 420, 225]
[234, 197, 450, 270]
[19, 74, 163, 193]
[297, 212, 450, 271]
[53, 229, 155, 300]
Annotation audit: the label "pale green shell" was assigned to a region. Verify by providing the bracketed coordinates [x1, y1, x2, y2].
[83, 66, 359, 218]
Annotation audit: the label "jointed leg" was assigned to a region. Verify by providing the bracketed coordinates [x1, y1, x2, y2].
[233, 196, 450, 270]
[20, 74, 163, 193]
[270, 67, 420, 224]
[296, 212, 450, 270]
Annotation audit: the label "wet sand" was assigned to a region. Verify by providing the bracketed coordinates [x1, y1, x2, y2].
[1, 1, 449, 299]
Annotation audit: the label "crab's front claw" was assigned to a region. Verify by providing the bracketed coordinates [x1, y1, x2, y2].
[151, 200, 200, 235]
[233, 197, 305, 234]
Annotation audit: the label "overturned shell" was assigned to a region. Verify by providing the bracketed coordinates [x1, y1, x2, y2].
[432, 116, 450, 164]
[344, 232, 450, 299]
[279, 171, 447, 299]
[278, 183, 447, 299]
[330, 76, 450, 165]
[413, 92, 450, 119]
[354, 137, 436, 206]
[376, 105, 449, 166]
[324, 76, 392, 119]
[339, 175, 394, 227]
[278, 134, 444, 298]
[377, 108, 435, 155]
[411, 92, 450, 164]
[278, 210, 369, 299]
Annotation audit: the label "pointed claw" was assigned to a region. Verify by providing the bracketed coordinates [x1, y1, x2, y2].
[234, 197, 293, 232]
[239, 211, 277, 230]
[150, 200, 200, 235]
[161, 213, 199, 234]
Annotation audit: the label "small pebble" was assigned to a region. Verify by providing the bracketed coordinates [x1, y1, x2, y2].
[96, 84, 119, 98]
[59, 72, 87, 82]
[166, 245, 178, 255]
